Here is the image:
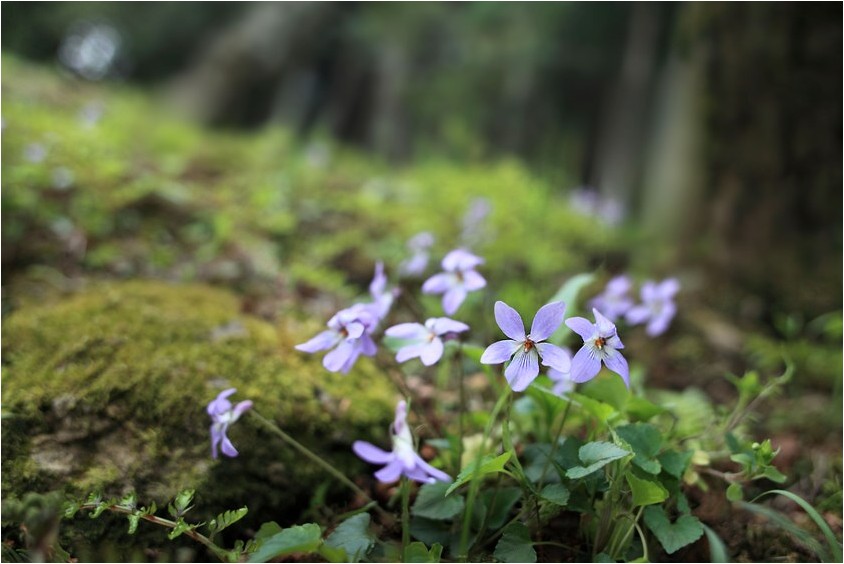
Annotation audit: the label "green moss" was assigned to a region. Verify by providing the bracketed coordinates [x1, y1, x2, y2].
[2, 280, 396, 525]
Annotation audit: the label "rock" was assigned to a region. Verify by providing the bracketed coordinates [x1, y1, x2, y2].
[1, 280, 396, 533]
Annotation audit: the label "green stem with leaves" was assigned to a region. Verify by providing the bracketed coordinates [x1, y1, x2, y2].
[249, 410, 390, 520]
[76, 503, 228, 561]
[457, 387, 511, 561]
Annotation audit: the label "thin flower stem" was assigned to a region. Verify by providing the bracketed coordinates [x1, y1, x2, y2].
[400, 477, 411, 559]
[634, 521, 650, 562]
[77, 504, 227, 560]
[538, 397, 573, 489]
[458, 387, 511, 561]
[248, 410, 391, 520]
[609, 506, 643, 559]
[456, 346, 465, 476]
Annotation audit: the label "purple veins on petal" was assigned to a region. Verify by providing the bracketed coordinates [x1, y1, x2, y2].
[569, 346, 602, 383]
[568, 309, 629, 387]
[480, 339, 521, 364]
[504, 349, 539, 392]
[483, 300, 568, 393]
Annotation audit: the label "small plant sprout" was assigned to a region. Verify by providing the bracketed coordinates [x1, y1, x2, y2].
[480, 301, 570, 392]
[422, 248, 486, 315]
[353, 400, 451, 484]
[589, 274, 634, 321]
[207, 389, 253, 459]
[626, 278, 680, 336]
[385, 317, 469, 366]
[295, 304, 378, 373]
[566, 308, 629, 386]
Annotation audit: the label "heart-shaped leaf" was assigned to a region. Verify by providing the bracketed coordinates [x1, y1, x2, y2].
[643, 506, 704, 554]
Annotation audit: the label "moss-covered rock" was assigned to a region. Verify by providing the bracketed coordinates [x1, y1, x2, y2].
[1, 280, 396, 524]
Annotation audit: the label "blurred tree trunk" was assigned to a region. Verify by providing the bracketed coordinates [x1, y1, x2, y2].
[672, 3, 842, 317]
[590, 3, 663, 210]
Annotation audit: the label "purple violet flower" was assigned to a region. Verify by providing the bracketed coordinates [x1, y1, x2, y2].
[385, 317, 469, 366]
[480, 301, 570, 392]
[566, 308, 629, 387]
[295, 304, 378, 373]
[367, 261, 398, 321]
[353, 400, 451, 484]
[547, 346, 574, 396]
[589, 275, 634, 321]
[422, 249, 487, 315]
[207, 388, 253, 459]
[399, 232, 434, 277]
[625, 278, 680, 337]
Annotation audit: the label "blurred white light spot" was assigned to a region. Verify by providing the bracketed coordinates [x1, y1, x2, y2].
[59, 23, 121, 81]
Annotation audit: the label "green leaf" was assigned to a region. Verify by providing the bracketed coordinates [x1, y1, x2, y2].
[247, 523, 323, 563]
[167, 518, 199, 540]
[207, 507, 248, 536]
[410, 517, 451, 547]
[750, 489, 843, 563]
[494, 523, 536, 563]
[547, 273, 596, 345]
[253, 521, 283, 542]
[570, 393, 618, 424]
[63, 501, 80, 519]
[318, 544, 347, 563]
[737, 501, 828, 560]
[126, 513, 140, 535]
[412, 482, 465, 520]
[404, 541, 443, 563]
[726, 483, 743, 502]
[657, 450, 693, 479]
[643, 506, 704, 554]
[616, 423, 662, 475]
[117, 492, 137, 511]
[626, 472, 669, 506]
[325, 514, 374, 563]
[594, 553, 615, 563]
[446, 452, 511, 496]
[479, 487, 522, 530]
[580, 376, 629, 411]
[762, 466, 787, 483]
[539, 484, 570, 507]
[566, 442, 630, 479]
[625, 396, 668, 421]
[701, 524, 730, 563]
[169, 489, 195, 518]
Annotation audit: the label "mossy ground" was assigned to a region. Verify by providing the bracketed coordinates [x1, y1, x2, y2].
[1, 280, 397, 557]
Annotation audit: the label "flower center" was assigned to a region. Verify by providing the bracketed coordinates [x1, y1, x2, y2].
[594, 336, 606, 350]
[523, 339, 535, 352]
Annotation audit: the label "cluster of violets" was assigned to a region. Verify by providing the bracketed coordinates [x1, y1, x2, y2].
[589, 274, 680, 337]
[207, 241, 680, 487]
